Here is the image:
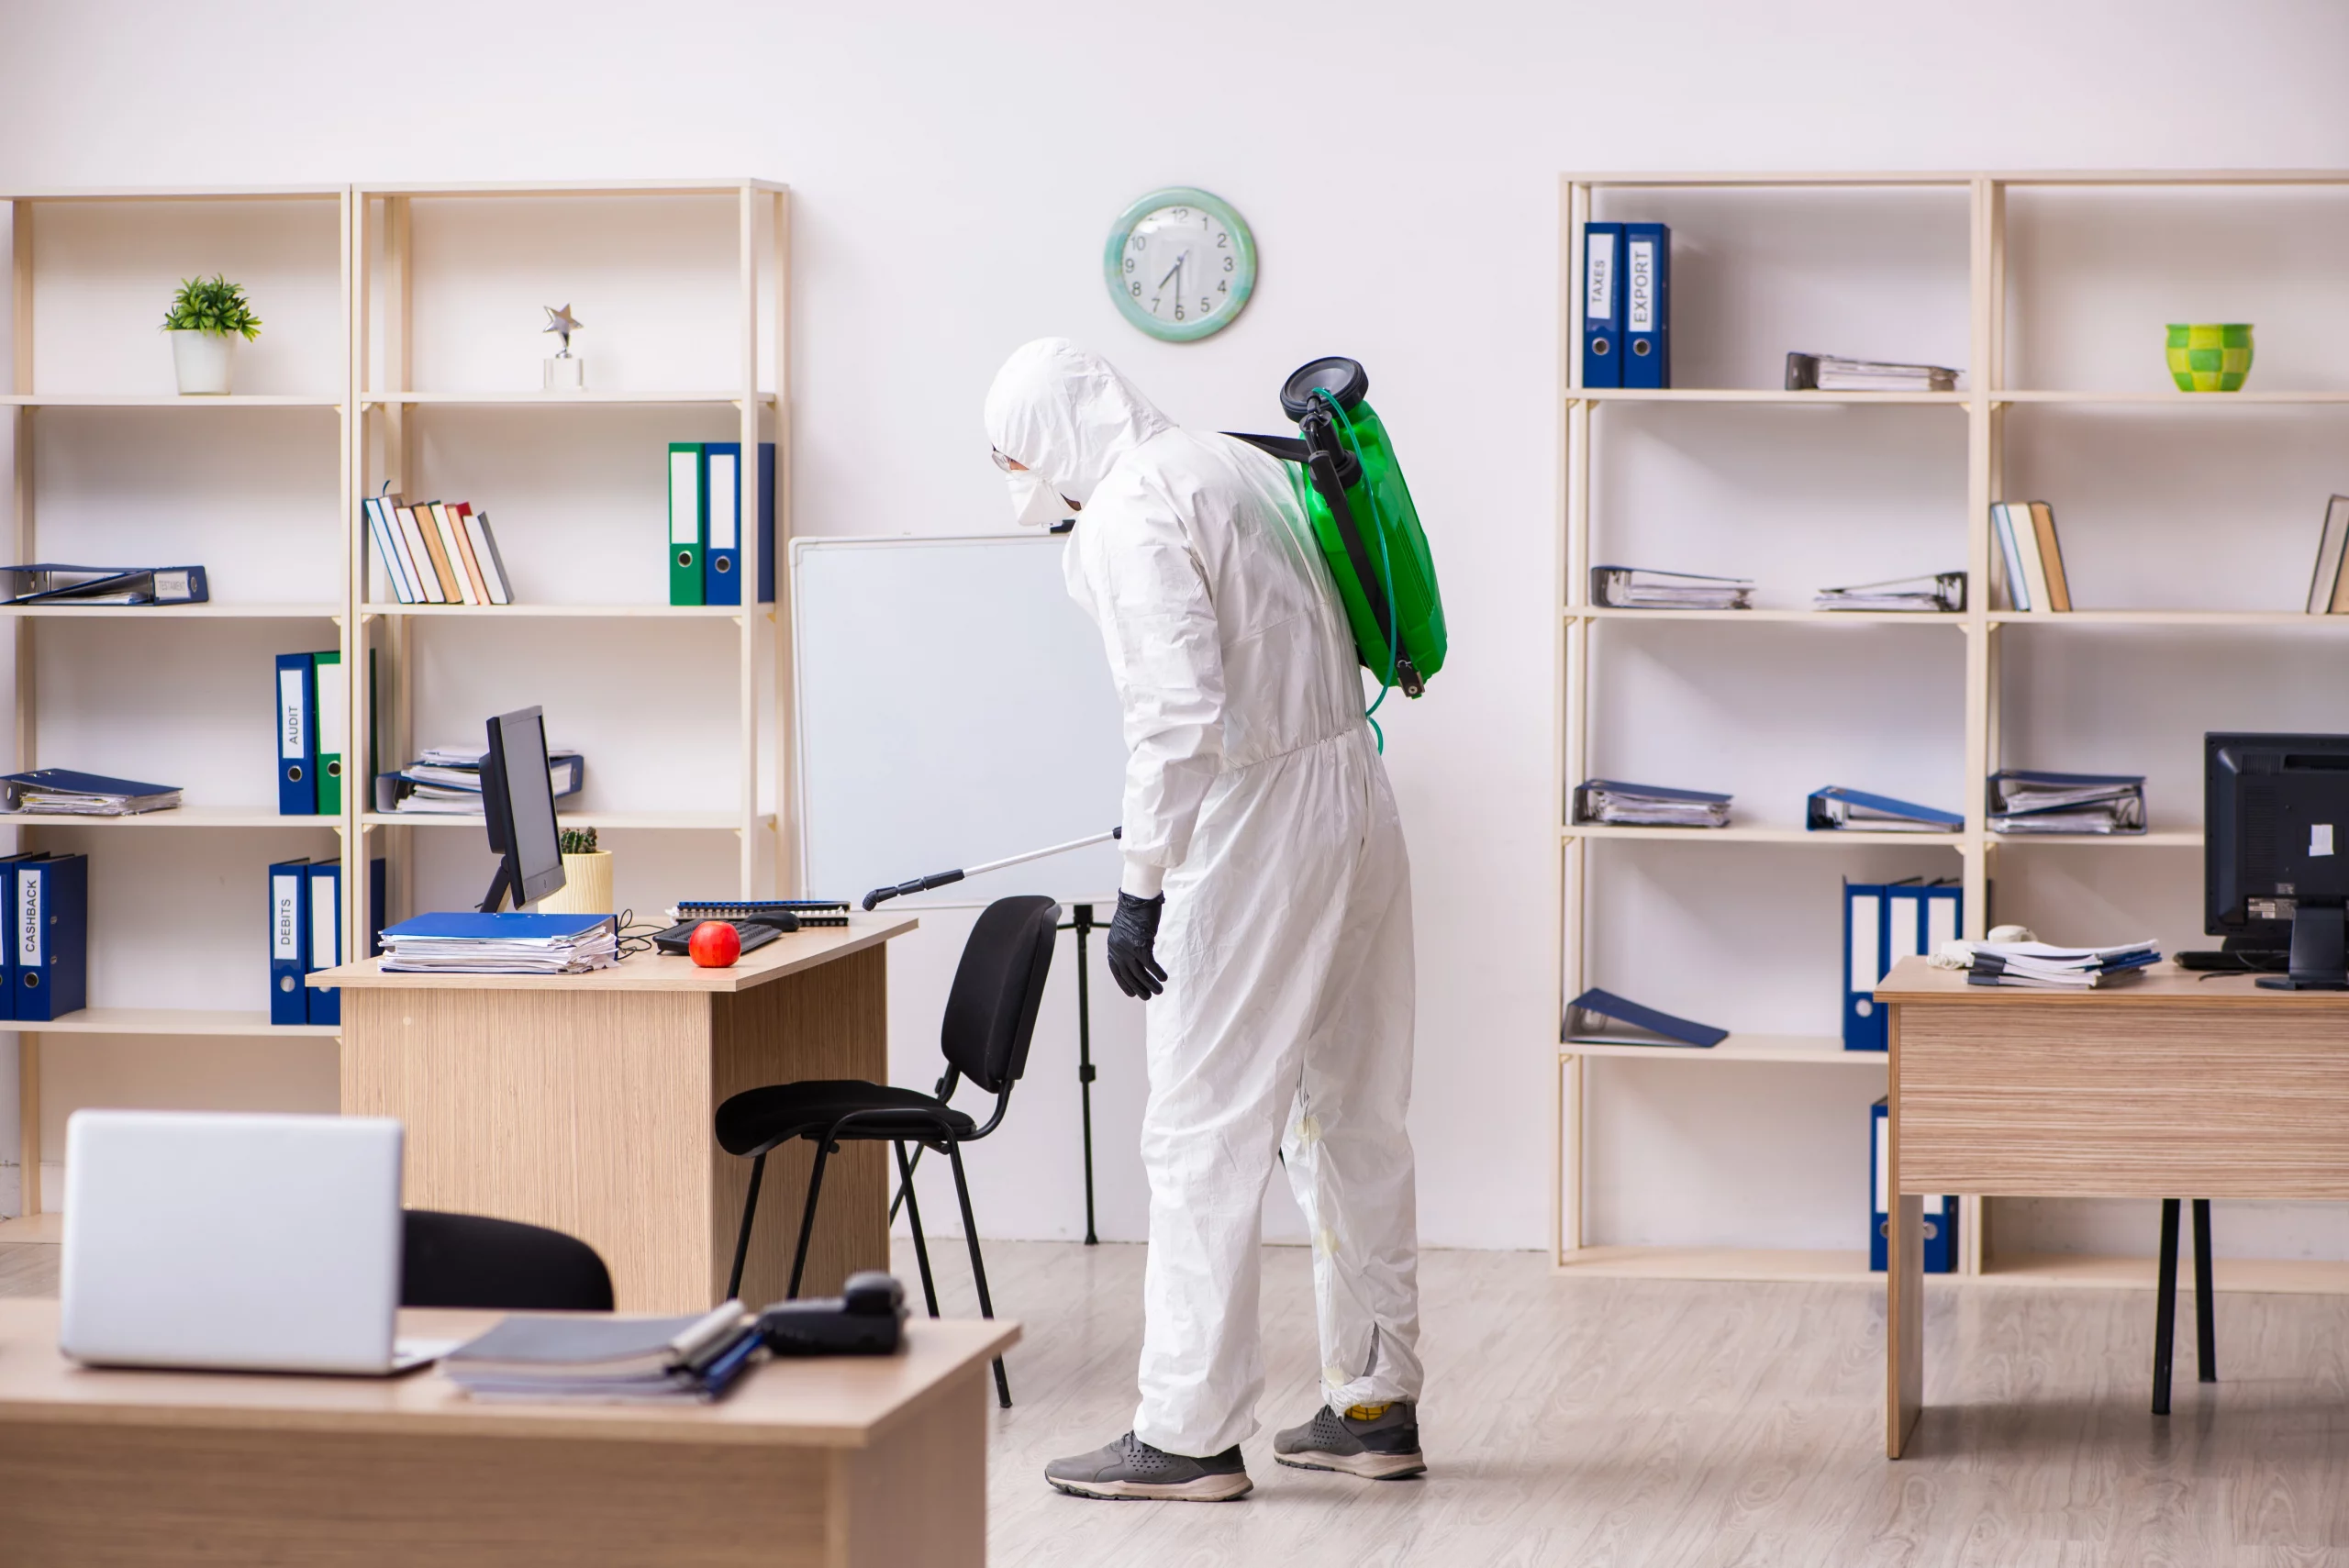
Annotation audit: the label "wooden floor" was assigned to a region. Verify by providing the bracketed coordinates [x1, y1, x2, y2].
[8, 1235, 2349, 1563]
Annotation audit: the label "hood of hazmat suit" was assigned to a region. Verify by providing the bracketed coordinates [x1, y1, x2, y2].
[985, 338, 1423, 1458]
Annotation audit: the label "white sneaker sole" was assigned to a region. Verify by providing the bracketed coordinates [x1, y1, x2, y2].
[1275, 1448, 1428, 1480]
[1048, 1472, 1254, 1502]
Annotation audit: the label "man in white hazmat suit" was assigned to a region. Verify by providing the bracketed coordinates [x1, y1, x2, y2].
[985, 338, 1424, 1503]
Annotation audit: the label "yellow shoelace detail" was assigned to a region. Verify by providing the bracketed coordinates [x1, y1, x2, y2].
[1346, 1404, 1390, 1422]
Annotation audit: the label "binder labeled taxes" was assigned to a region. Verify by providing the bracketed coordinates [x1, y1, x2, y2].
[1581, 222, 1624, 388]
[276, 652, 317, 816]
[1872, 1098, 1955, 1273]
[270, 857, 312, 1026]
[17, 851, 88, 1021]
[669, 442, 707, 606]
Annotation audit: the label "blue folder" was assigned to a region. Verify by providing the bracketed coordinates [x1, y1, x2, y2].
[1808, 786, 1964, 832]
[17, 852, 88, 1021]
[367, 855, 386, 957]
[702, 441, 743, 606]
[306, 860, 343, 1027]
[1581, 222, 1624, 388]
[269, 857, 312, 1026]
[1872, 1098, 1955, 1273]
[0, 852, 43, 1009]
[1842, 879, 1963, 1051]
[382, 911, 616, 940]
[275, 652, 317, 816]
[1565, 987, 1727, 1049]
[1622, 222, 1671, 389]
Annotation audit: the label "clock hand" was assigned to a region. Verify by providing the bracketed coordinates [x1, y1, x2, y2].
[1156, 257, 1183, 291]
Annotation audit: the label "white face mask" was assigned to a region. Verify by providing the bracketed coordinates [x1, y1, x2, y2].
[1006, 469, 1073, 529]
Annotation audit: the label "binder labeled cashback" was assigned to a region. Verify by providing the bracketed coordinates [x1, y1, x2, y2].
[276, 652, 317, 816]
[270, 857, 312, 1026]
[668, 442, 706, 606]
[1621, 222, 1671, 389]
[1581, 222, 1624, 388]
[1843, 879, 1961, 1051]
[17, 851, 88, 1021]
[1872, 1098, 1955, 1273]
[0, 853, 47, 1004]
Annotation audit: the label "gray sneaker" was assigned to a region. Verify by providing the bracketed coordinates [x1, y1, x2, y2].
[1045, 1430, 1253, 1501]
[1273, 1402, 1426, 1479]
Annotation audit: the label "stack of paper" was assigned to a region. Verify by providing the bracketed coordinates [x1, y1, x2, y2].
[1814, 573, 1966, 613]
[1987, 770, 2145, 835]
[379, 912, 620, 974]
[1808, 786, 1963, 833]
[378, 748, 584, 816]
[1575, 779, 1731, 828]
[0, 563, 208, 606]
[1962, 939, 2161, 989]
[1787, 353, 1960, 393]
[0, 769, 182, 816]
[1591, 566, 1753, 610]
[442, 1304, 760, 1405]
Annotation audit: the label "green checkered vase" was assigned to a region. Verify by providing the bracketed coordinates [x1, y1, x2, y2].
[2166, 323, 2254, 392]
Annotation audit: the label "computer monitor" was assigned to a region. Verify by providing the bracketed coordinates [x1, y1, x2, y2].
[479, 706, 566, 913]
[2206, 732, 2349, 990]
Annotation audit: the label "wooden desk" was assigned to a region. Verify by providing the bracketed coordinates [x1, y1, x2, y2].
[0, 1298, 1013, 1567]
[314, 917, 917, 1313]
[1876, 956, 2349, 1457]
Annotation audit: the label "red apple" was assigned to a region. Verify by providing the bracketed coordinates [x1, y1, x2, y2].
[688, 920, 741, 968]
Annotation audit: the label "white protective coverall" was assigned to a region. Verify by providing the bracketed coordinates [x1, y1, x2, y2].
[985, 339, 1422, 1458]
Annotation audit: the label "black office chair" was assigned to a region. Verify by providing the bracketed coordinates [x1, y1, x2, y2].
[2151, 1197, 2216, 1414]
[400, 1209, 615, 1312]
[716, 894, 1058, 1408]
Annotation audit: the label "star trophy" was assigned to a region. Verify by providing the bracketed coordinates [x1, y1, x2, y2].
[541, 304, 584, 391]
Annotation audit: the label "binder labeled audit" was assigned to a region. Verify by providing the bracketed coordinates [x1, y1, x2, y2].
[1843, 879, 1962, 1051]
[270, 857, 312, 1026]
[276, 652, 317, 816]
[17, 851, 88, 1022]
[1872, 1098, 1955, 1273]
[1581, 222, 1624, 388]
[668, 441, 707, 606]
[1621, 221, 1671, 389]
[306, 860, 343, 1027]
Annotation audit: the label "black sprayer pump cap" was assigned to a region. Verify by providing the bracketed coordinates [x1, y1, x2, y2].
[1280, 356, 1369, 422]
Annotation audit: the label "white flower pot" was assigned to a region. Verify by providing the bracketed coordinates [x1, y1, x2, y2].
[170, 330, 235, 395]
[536, 851, 614, 914]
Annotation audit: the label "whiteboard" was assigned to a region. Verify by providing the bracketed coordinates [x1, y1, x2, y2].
[793, 535, 1128, 907]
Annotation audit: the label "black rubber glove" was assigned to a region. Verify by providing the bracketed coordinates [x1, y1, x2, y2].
[1106, 891, 1167, 999]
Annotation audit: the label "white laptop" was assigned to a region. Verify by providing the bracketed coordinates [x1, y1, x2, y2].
[61, 1110, 452, 1375]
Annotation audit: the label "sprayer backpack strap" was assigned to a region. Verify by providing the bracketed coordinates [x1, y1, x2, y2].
[1224, 428, 1407, 689]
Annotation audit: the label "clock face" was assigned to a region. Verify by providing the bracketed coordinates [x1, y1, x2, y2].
[1104, 187, 1256, 343]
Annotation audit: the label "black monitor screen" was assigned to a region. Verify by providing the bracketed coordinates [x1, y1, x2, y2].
[2206, 732, 2349, 939]
[484, 707, 567, 909]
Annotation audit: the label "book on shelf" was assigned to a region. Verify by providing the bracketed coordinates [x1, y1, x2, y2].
[1785, 353, 1959, 393]
[1813, 573, 1965, 613]
[1574, 779, 1731, 828]
[1590, 565, 1753, 611]
[2307, 495, 2349, 614]
[0, 770, 182, 816]
[373, 746, 584, 816]
[1987, 770, 2144, 835]
[1807, 786, 1962, 833]
[365, 494, 513, 606]
[1989, 501, 2071, 612]
[0, 563, 208, 606]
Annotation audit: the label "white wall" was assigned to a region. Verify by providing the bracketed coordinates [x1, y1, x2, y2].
[4, 0, 2348, 1252]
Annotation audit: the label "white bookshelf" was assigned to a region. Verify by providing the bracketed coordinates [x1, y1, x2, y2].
[1554, 170, 2349, 1291]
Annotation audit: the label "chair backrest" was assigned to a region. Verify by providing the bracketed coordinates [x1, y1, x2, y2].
[941, 895, 1060, 1095]
[400, 1209, 614, 1311]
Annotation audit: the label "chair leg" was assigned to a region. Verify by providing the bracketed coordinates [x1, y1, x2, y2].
[895, 1140, 942, 1319]
[2153, 1197, 2180, 1416]
[785, 1140, 834, 1302]
[2193, 1198, 2217, 1384]
[947, 1141, 1011, 1409]
[726, 1152, 767, 1302]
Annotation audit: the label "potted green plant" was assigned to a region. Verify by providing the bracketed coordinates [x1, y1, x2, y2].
[536, 826, 614, 914]
[161, 274, 262, 395]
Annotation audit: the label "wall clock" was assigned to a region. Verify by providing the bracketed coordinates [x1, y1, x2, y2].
[1103, 187, 1256, 342]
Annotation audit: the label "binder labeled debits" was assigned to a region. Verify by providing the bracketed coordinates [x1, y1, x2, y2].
[668, 442, 706, 606]
[17, 851, 88, 1022]
[1581, 222, 1624, 388]
[275, 652, 317, 816]
[1621, 222, 1671, 389]
[306, 860, 343, 1027]
[270, 858, 312, 1026]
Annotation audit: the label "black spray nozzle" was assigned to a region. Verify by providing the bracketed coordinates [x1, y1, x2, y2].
[862, 867, 966, 911]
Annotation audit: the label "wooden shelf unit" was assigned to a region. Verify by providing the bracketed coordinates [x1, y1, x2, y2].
[0, 179, 792, 1223]
[1553, 170, 2349, 1292]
